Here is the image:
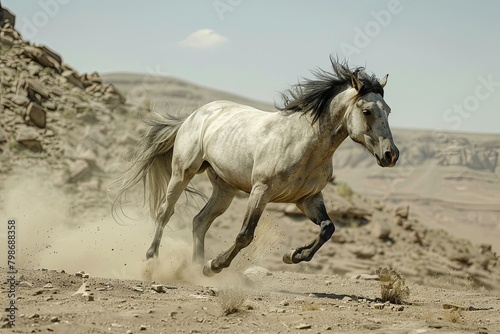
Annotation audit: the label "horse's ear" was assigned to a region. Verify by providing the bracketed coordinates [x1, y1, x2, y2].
[351, 74, 363, 92]
[379, 74, 389, 88]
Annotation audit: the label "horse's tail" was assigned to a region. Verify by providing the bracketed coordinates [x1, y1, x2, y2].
[111, 109, 202, 222]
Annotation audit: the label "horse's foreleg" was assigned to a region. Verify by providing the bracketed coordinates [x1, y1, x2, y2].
[192, 170, 236, 265]
[146, 173, 195, 259]
[282, 192, 335, 264]
[202, 183, 269, 276]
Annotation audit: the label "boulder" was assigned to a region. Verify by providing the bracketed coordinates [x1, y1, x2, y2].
[22, 46, 62, 73]
[16, 125, 42, 151]
[27, 102, 47, 128]
[0, 6, 16, 27]
[62, 70, 84, 90]
[21, 78, 50, 102]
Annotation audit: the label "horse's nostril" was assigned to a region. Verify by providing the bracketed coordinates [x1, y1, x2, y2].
[384, 151, 392, 162]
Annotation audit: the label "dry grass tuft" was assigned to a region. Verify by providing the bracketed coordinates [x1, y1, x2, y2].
[443, 308, 462, 323]
[218, 287, 248, 316]
[335, 181, 354, 200]
[301, 302, 321, 311]
[376, 267, 410, 304]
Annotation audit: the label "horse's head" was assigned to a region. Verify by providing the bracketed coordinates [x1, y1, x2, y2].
[345, 73, 399, 167]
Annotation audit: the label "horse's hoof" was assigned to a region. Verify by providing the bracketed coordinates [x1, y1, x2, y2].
[202, 259, 219, 277]
[283, 249, 297, 264]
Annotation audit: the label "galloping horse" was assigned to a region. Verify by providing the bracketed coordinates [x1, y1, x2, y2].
[113, 57, 399, 276]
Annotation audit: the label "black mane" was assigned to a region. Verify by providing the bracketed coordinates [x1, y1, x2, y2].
[276, 56, 384, 124]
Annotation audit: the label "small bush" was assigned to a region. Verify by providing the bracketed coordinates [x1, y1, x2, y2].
[218, 287, 247, 316]
[376, 267, 410, 304]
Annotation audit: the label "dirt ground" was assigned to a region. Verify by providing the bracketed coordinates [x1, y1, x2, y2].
[1, 265, 499, 334]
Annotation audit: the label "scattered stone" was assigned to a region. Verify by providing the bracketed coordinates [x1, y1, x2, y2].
[132, 286, 144, 292]
[371, 211, 392, 239]
[295, 323, 312, 329]
[351, 244, 377, 259]
[26, 102, 47, 128]
[395, 204, 410, 219]
[151, 284, 165, 293]
[15, 125, 42, 151]
[243, 266, 272, 280]
[352, 274, 379, 281]
[280, 300, 289, 306]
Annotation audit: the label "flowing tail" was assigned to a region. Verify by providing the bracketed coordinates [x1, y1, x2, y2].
[111, 109, 203, 222]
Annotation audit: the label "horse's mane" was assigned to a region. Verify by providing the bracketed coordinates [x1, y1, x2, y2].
[276, 56, 384, 124]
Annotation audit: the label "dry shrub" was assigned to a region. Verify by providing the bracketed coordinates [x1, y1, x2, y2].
[335, 181, 354, 200]
[376, 267, 410, 304]
[218, 287, 248, 316]
[443, 308, 462, 323]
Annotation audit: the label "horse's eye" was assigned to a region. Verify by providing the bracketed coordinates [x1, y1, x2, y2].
[362, 109, 371, 116]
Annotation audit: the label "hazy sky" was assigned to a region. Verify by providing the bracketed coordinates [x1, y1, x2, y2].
[4, 1, 500, 133]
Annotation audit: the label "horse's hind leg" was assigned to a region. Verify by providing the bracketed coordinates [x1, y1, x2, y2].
[146, 168, 199, 259]
[192, 168, 236, 265]
[203, 183, 270, 276]
[282, 192, 335, 264]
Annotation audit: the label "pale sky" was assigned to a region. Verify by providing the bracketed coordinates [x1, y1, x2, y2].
[4, 1, 500, 134]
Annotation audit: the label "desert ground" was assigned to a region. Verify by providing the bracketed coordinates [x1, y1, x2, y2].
[1, 7, 500, 334]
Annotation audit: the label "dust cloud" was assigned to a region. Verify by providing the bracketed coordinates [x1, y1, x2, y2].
[1, 169, 284, 286]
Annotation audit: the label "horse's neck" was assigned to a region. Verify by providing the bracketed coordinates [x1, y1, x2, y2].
[316, 94, 350, 156]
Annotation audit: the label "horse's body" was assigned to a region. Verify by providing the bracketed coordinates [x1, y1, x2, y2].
[113, 58, 399, 276]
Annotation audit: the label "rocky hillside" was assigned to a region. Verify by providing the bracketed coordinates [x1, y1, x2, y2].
[0, 11, 133, 214]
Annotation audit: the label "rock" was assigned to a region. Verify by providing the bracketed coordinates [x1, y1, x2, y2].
[0, 32, 13, 45]
[62, 70, 84, 89]
[151, 284, 165, 293]
[395, 204, 409, 219]
[39, 45, 62, 65]
[67, 159, 90, 181]
[72, 282, 91, 296]
[11, 93, 29, 107]
[350, 244, 376, 259]
[22, 78, 50, 103]
[27, 102, 47, 128]
[43, 283, 53, 289]
[352, 274, 380, 281]
[295, 323, 312, 329]
[22, 46, 61, 73]
[0, 6, 16, 27]
[49, 316, 59, 323]
[370, 211, 392, 239]
[140, 325, 147, 331]
[243, 266, 272, 280]
[373, 303, 385, 309]
[132, 286, 144, 292]
[15, 125, 42, 151]
[0, 125, 7, 143]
